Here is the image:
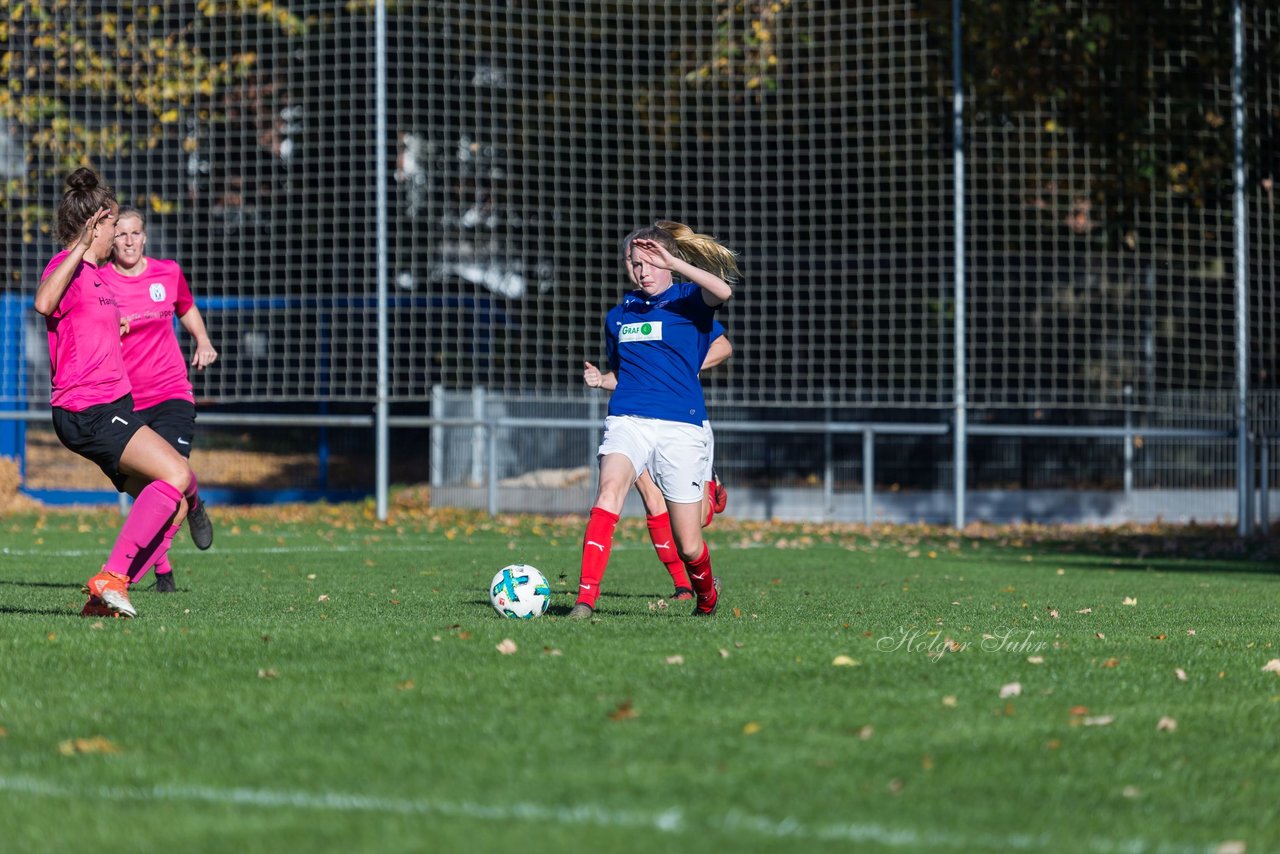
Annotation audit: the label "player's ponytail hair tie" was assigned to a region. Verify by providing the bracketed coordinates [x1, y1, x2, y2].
[655, 220, 741, 282]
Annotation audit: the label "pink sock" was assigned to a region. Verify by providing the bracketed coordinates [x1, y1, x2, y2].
[129, 524, 180, 585]
[105, 481, 181, 579]
[184, 471, 201, 507]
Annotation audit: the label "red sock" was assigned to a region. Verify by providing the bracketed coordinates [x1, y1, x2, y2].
[106, 481, 181, 579]
[685, 542, 717, 613]
[577, 507, 620, 607]
[646, 513, 690, 590]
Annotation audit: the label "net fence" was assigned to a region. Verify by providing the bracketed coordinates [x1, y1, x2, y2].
[0, 1, 1277, 497]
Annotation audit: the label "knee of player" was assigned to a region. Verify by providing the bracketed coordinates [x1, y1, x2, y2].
[160, 463, 192, 495]
[676, 540, 705, 564]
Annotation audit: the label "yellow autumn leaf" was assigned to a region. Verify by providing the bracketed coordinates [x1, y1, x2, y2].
[742, 721, 762, 735]
[59, 736, 121, 755]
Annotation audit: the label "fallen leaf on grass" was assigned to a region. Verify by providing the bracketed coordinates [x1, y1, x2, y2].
[832, 655, 859, 667]
[59, 736, 121, 756]
[1027, 656, 1045, 665]
[608, 699, 637, 721]
[543, 646, 563, 656]
[1175, 668, 1188, 682]
[999, 682, 1022, 698]
[1083, 715, 1115, 727]
[1214, 842, 1246, 854]
[941, 695, 957, 708]
[665, 655, 684, 665]
[742, 721, 762, 735]
[258, 668, 278, 679]
[718, 648, 730, 659]
[1101, 658, 1120, 668]
[1122, 597, 1137, 606]
[0, 726, 8, 737]
[1156, 716, 1177, 732]
[496, 638, 518, 655]
[857, 725, 874, 740]
[1076, 607, 1093, 614]
[317, 594, 330, 602]
[733, 607, 742, 618]
[1262, 659, 1280, 674]
[1047, 608, 1060, 619]
[396, 680, 415, 691]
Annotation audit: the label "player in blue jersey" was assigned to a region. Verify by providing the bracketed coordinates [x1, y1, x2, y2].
[569, 220, 739, 618]
[583, 324, 732, 600]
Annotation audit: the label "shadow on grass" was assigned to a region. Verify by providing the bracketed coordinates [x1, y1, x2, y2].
[975, 523, 1279, 570]
[988, 552, 1279, 578]
[0, 604, 78, 617]
[0, 579, 81, 589]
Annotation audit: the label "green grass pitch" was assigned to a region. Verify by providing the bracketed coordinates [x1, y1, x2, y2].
[0, 503, 1277, 853]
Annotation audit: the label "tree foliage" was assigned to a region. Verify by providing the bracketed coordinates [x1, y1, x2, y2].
[914, 0, 1278, 239]
[1, 0, 305, 242]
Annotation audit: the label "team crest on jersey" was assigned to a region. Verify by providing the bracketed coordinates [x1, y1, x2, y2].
[149, 283, 167, 303]
[619, 321, 663, 342]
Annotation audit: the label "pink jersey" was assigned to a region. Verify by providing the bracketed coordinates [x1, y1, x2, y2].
[41, 250, 132, 411]
[98, 258, 196, 410]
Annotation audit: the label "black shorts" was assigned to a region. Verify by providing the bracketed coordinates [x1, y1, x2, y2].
[51, 394, 147, 492]
[134, 399, 197, 458]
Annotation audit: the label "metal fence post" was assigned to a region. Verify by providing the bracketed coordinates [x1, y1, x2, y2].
[1260, 438, 1270, 534]
[471, 386, 486, 487]
[823, 428, 834, 521]
[430, 384, 444, 488]
[1123, 385, 1134, 494]
[863, 428, 875, 525]
[487, 417, 498, 517]
[951, 0, 968, 530]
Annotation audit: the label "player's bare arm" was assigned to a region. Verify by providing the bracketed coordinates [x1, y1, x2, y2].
[34, 207, 112, 316]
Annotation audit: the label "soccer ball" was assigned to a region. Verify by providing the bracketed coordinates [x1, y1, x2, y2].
[489, 564, 551, 619]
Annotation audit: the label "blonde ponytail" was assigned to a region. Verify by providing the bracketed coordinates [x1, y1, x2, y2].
[654, 220, 741, 282]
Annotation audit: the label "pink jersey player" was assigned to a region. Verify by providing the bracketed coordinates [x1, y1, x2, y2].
[41, 250, 132, 411]
[36, 168, 204, 620]
[98, 205, 218, 590]
[98, 257, 196, 409]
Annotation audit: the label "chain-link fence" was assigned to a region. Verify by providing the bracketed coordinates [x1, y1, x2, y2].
[1, 2, 1275, 524]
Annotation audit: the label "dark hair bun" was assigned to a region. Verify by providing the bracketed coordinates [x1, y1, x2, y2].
[66, 168, 100, 192]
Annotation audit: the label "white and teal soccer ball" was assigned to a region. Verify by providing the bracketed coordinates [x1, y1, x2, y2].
[489, 564, 551, 619]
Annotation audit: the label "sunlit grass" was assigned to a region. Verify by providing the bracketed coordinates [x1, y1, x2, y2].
[0, 504, 1276, 853]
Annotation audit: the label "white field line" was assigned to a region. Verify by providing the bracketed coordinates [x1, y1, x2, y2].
[0, 774, 1212, 853]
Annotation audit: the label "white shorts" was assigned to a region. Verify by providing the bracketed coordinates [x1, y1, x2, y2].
[702, 420, 715, 482]
[598, 415, 709, 504]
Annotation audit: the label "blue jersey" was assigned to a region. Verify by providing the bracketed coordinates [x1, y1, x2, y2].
[604, 281, 720, 426]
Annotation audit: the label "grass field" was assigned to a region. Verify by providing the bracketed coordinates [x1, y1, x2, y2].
[1, 502, 1277, 853]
